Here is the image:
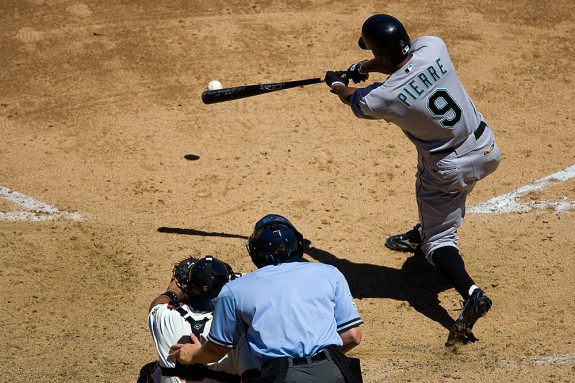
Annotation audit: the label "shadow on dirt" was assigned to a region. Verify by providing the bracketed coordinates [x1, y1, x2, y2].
[158, 227, 455, 329]
[303, 239, 455, 329]
[158, 227, 246, 239]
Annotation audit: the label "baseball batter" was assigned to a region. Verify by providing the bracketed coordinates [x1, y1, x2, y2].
[326, 14, 501, 346]
[147, 256, 257, 382]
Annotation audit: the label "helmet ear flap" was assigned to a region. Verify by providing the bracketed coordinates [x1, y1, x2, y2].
[293, 226, 304, 256]
[223, 261, 240, 280]
[358, 14, 411, 65]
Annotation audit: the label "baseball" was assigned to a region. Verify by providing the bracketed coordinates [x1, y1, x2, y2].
[207, 80, 222, 90]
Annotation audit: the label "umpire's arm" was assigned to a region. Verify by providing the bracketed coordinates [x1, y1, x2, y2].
[168, 336, 229, 365]
[339, 326, 362, 353]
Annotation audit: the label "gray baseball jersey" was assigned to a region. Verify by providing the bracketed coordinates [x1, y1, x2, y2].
[351, 36, 484, 153]
[349, 36, 501, 257]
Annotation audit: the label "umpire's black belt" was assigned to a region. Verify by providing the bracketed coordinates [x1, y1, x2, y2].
[290, 349, 329, 366]
[262, 348, 330, 368]
[260, 347, 362, 383]
[433, 121, 487, 155]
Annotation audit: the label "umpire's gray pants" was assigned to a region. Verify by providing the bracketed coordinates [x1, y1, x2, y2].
[257, 352, 345, 383]
[283, 356, 344, 383]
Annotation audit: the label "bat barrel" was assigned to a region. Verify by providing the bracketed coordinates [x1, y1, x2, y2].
[202, 85, 270, 104]
[201, 77, 325, 104]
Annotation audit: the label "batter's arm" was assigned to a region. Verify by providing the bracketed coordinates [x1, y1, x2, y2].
[358, 58, 389, 74]
[330, 84, 359, 105]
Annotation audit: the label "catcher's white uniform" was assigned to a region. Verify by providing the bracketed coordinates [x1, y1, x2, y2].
[148, 302, 255, 383]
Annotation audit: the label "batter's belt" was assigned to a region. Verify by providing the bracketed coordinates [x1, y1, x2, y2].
[433, 121, 487, 155]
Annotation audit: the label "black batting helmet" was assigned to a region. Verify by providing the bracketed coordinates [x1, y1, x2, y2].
[185, 255, 233, 312]
[246, 214, 304, 268]
[358, 14, 411, 65]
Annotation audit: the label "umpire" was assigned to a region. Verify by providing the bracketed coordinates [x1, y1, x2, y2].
[168, 214, 363, 383]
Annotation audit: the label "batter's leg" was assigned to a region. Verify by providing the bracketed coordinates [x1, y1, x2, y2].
[430, 246, 474, 299]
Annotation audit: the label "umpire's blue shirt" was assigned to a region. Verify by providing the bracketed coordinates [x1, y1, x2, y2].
[207, 261, 363, 364]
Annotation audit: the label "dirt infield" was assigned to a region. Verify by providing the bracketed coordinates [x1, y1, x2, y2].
[1, 1, 574, 382]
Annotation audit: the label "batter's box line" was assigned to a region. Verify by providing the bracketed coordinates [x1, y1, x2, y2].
[469, 165, 575, 214]
[0, 186, 83, 222]
[500, 352, 575, 367]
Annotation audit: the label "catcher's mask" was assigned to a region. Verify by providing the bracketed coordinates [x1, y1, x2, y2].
[358, 14, 411, 66]
[186, 256, 234, 312]
[246, 214, 304, 268]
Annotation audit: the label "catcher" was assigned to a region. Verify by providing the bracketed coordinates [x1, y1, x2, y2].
[147, 255, 258, 383]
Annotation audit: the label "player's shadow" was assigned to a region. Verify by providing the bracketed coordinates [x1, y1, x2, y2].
[302, 239, 455, 329]
[157, 226, 246, 239]
[157, 227, 455, 329]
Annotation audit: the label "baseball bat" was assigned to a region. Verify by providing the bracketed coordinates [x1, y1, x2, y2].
[201, 76, 327, 104]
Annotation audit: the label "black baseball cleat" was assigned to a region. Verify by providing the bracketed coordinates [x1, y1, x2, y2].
[385, 224, 422, 252]
[446, 288, 492, 346]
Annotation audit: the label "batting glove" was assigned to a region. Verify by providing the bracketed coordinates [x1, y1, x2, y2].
[325, 71, 349, 90]
[346, 60, 369, 83]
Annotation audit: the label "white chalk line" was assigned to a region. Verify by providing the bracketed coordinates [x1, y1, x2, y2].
[367, 352, 575, 374]
[500, 352, 575, 367]
[3, 165, 574, 219]
[0, 186, 83, 222]
[470, 165, 575, 214]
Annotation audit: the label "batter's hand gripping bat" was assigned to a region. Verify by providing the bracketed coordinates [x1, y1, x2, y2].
[201, 76, 331, 104]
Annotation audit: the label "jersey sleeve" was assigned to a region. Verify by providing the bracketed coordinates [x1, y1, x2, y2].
[349, 82, 390, 121]
[333, 269, 364, 332]
[207, 285, 241, 348]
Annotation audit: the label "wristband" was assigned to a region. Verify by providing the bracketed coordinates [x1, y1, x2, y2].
[330, 81, 346, 89]
[163, 290, 180, 303]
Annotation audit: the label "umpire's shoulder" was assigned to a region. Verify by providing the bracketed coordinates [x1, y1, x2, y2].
[226, 269, 256, 286]
[304, 261, 343, 275]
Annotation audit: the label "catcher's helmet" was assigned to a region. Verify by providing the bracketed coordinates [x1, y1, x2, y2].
[186, 255, 233, 312]
[246, 214, 304, 268]
[358, 14, 411, 65]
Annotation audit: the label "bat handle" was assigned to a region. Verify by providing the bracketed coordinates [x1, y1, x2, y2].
[320, 71, 347, 83]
